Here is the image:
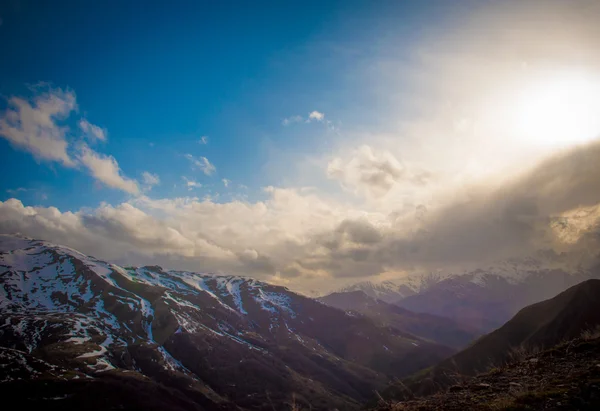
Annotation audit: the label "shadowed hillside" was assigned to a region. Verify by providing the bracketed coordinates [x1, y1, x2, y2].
[0, 235, 453, 410]
[373, 334, 600, 411]
[320, 290, 480, 348]
[382, 279, 600, 400]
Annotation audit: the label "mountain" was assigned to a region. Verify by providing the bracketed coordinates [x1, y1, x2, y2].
[319, 291, 480, 349]
[336, 281, 417, 304]
[332, 251, 597, 332]
[0, 234, 454, 411]
[335, 273, 446, 304]
[437, 279, 600, 374]
[336, 253, 598, 332]
[388, 279, 600, 398]
[395, 264, 597, 331]
[374, 332, 600, 411]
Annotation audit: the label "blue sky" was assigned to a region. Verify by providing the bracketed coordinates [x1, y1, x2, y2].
[1, 0, 600, 293]
[0, 0, 473, 209]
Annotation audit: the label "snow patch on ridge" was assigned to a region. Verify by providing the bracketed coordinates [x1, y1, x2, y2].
[216, 277, 247, 314]
[139, 298, 154, 341]
[254, 289, 295, 317]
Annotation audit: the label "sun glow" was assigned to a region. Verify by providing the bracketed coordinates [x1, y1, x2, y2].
[513, 71, 600, 147]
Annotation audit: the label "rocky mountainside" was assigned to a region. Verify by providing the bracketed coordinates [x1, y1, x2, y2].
[319, 291, 480, 349]
[0, 235, 455, 411]
[383, 279, 600, 400]
[374, 334, 600, 411]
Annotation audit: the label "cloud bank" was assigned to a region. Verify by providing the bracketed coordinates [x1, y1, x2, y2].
[2, 141, 600, 292]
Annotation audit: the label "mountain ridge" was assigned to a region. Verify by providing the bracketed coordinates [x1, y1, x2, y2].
[319, 290, 480, 348]
[334, 252, 598, 332]
[0, 234, 454, 410]
[374, 334, 600, 411]
[382, 278, 600, 401]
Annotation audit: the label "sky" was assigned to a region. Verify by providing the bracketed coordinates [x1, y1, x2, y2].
[2, 0, 600, 295]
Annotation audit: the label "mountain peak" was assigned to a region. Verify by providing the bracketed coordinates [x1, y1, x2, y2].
[0, 234, 455, 410]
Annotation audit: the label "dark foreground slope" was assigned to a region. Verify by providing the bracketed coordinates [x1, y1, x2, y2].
[383, 279, 600, 400]
[0, 347, 224, 411]
[0, 235, 454, 410]
[437, 279, 600, 375]
[374, 334, 600, 411]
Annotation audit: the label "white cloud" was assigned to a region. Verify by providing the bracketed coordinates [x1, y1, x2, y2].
[222, 178, 230, 188]
[0, 185, 369, 291]
[0, 86, 140, 195]
[198, 156, 216, 176]
[282, 115, 303, 126]
[198, 135, 209, 144]
[327, 145, 431, 198]
[282, 111, 326, 126]
[77, 144, 140, 195]
[6, 188, 28, 195]
[142, 172, 160, 188]
[0, 87, 76, 166]
[184, 154, 216, 176]
[183, 177, 202, 190]
[308, 111, 325, 121]
[79, 118, 107, 142]
[0, 199, 228, 261]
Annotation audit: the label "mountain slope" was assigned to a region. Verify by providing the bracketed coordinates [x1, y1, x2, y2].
[0, 234, 453, 410]
[389, 279, 600, 398]
[442, 278, 600, 374]
[394, 265, 596, 331]
[374, 334, 600, 411]
[0, 347, 216, 411]
[319, 291, 480, 349]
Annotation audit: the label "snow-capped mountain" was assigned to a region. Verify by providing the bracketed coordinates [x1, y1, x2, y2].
[336, 272, 449, 304]
[396, 266, 598, 332]
[336, 252, 599, 332]
[0, 235, 455, 411]
[337, 280, 416, 303]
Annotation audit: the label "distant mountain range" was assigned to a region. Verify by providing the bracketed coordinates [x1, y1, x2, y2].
[333, 253, 599, 331]
[319, 291, 479, 349]
[0, 235, 455, 411]
[336, 280, 420, 303]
